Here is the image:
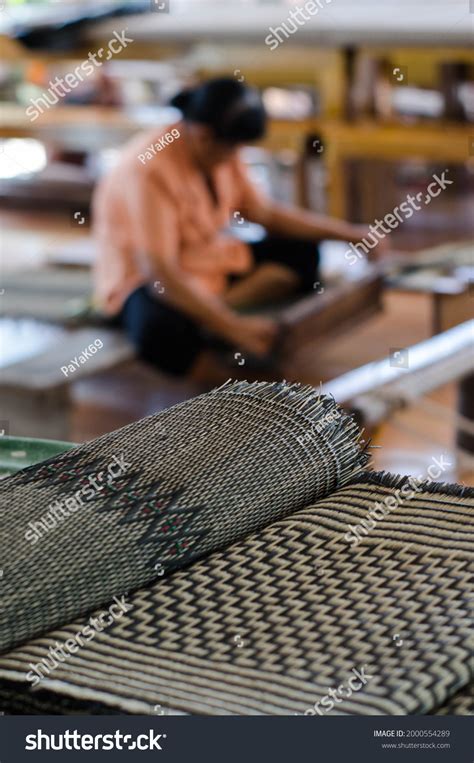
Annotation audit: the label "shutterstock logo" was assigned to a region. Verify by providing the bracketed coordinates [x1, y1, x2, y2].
[25, 729, 166, 751]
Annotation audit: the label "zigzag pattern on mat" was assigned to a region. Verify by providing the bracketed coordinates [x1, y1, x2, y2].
[431, 685, 473, 716]
[1, 477, 472, 715]
[0, 382, 368, 654]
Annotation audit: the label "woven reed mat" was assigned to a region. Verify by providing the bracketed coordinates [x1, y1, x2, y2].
[0, 382, 368, 654]
[1, 473, 472, 715]
[432, 685, 473, 716]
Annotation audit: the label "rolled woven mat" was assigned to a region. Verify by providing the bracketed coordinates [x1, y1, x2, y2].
[0, 473, 472, 715]
[0, 381, 369, 654]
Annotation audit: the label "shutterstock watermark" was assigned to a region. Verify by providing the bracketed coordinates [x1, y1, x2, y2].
[138, 128, 180, 164]
[25, 454, 131, 545]
[344, 455, 452, 548]
[26, 595, 133, 687]
[26, 30, 134, 122]
[265, 0, 333, 51]
[25, 729, 165, 752]
[296, 407, 342, 447]
[298, 664, 374, 715]
[345, 169, 454, 265]
[61, 339, 103, 377]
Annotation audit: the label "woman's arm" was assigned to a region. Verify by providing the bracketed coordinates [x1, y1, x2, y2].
[155, 256, 277, 357]
[259, 200, 368, 244]
[237, 161, 387, 252]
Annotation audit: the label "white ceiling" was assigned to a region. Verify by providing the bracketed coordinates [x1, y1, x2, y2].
[92, 0, 474, 46]
[1, 0, 473, 45]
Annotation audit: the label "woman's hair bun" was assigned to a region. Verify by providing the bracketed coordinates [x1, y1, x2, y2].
[169, 78, 267, 144]
[169, 88, 195, 114]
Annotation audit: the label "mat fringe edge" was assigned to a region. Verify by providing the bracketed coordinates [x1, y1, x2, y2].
[352, 470, 474, 499]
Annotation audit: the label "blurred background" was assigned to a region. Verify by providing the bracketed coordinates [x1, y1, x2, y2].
[0, 0, 473, 482]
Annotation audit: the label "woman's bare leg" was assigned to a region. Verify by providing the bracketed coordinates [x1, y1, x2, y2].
[224, 263, 300, 309]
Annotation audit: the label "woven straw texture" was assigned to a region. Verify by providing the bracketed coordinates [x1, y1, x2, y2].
[431, 686, 473, 716]
[1, 474, 472, 715]
[0, 382, 369, 654]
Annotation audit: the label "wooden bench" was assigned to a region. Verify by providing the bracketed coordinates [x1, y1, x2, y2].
[0, 325, 133, 440]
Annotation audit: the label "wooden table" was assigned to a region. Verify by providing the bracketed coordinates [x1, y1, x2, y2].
[319, 120, 474, 218]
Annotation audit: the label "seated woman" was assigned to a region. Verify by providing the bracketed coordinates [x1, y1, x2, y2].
[93, 77, 383, 377]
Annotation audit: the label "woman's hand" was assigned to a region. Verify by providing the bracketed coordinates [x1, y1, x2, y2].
[221, 314, 278, 357]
